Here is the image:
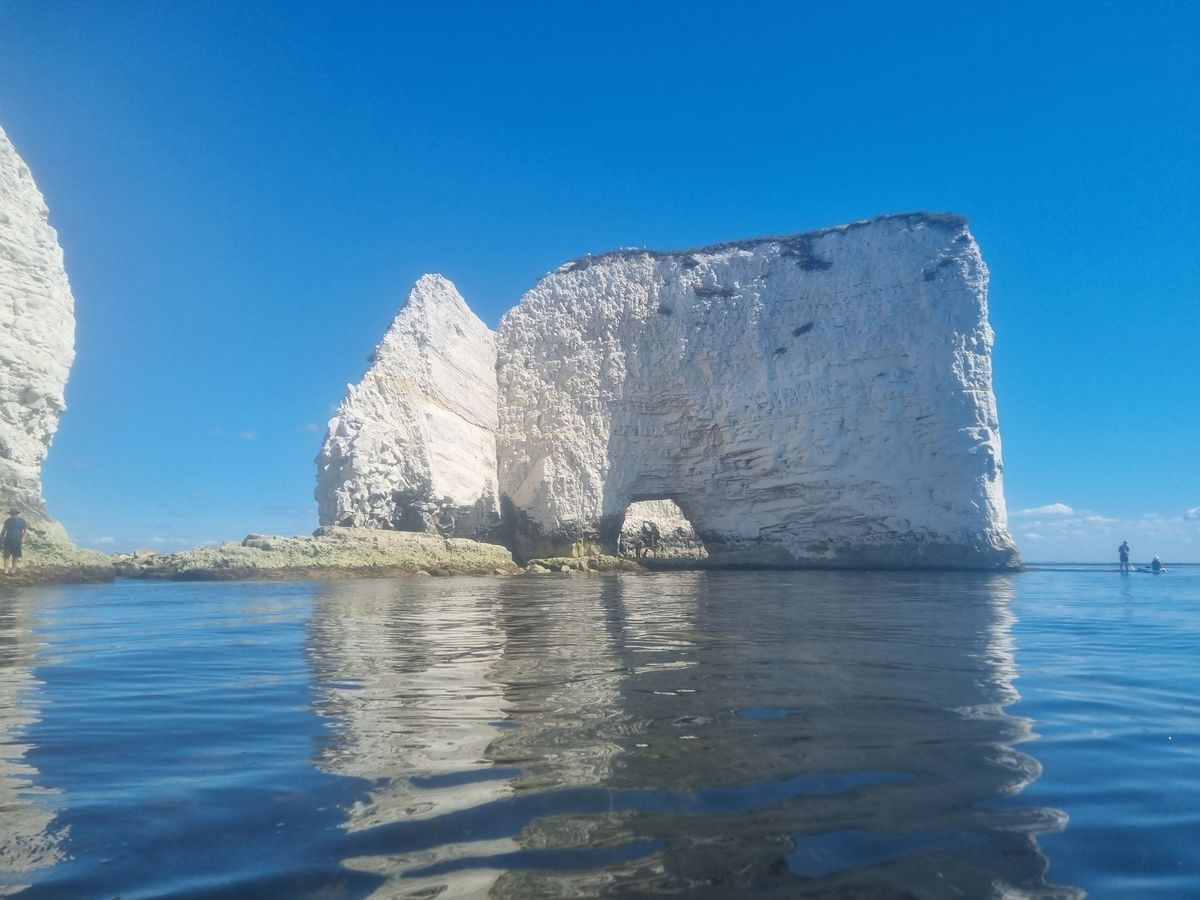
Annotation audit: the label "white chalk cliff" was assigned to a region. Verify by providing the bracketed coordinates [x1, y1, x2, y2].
[0, 127, 75, 536]
[315, 274, 501, 538]
[319, 213, 1019, 569]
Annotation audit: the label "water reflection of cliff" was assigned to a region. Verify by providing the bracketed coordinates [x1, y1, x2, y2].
[0, 590, 63, 894]
[307, 573, 1080, 899]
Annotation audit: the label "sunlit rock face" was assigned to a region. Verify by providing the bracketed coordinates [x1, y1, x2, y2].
[498, 213, 1018, 568]
[0, 127, 75, 534]
[320, 213, 1018, 569]
[315, 275, 501, 539]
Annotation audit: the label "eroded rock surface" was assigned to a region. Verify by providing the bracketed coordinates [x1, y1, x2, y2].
[0, 127, 111, 583]
[0, 127, 75, 535]
[315, 275, 501, 539]
[497, 213, 1017, 568]
[322, 213, 1019, 570]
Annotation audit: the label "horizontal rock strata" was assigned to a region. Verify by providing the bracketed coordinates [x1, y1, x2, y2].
[499, 213, 1017, 568]
[322, 213, 1019, 571]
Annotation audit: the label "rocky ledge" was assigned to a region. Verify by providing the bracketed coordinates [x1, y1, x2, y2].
[114, 527, 521, 581]
[0, 533, 115, 586]
[523, 554, 646, 575]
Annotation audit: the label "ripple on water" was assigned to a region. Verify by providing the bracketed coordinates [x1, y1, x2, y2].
[8, 568, 1200, 897]
[787, 828, 989, 878]
[736, 706, 799, 720]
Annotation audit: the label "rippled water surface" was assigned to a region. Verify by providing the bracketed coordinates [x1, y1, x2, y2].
[2, 567, 1198, 898]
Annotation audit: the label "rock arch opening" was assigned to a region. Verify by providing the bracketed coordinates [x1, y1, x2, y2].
[617, 499, 708, 563]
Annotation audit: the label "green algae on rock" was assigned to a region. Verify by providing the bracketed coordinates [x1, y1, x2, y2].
[2, 531, 115, 585]
[115, 526, 520, 581]
[523, 555, 646, 574]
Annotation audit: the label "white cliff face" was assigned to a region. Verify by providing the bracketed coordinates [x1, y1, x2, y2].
[0, 127, 75, 533]
[315, 274, 501, 538]
[497, 213, 1017, 568]
[321, 213, 1018, 569]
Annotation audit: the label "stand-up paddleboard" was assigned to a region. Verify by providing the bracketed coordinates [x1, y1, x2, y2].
[1135, 566, 1169, 574]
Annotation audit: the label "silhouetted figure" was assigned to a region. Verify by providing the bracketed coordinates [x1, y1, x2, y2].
[434, 506, 456, 538]
[1151, 556, 1163, 573]
[637, 522, 661, 558]
[1, 510, 27, 576]
[1118, 541, 1131, 575]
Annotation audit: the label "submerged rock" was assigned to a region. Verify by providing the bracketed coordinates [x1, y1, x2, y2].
[523, 554, 646, 574]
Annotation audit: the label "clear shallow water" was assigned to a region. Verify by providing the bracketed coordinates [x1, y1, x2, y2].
[0, 567, 1196, 898]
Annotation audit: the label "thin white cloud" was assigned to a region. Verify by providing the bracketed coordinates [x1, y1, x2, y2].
[1014, 502, 1200, 562]
[239, 430, 256, 440]
[1016, 503, 1075, 517]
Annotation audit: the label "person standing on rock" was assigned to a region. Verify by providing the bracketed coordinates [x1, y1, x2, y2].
[1118, 540, 1131, 575]
[2, 510, 28, 575]
[638, 521, 661, 558]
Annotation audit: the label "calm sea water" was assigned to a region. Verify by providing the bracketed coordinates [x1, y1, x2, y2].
[1, 567, 1197, 898]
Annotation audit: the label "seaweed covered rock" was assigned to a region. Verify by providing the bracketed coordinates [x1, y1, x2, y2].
[121, 526, 519, 581]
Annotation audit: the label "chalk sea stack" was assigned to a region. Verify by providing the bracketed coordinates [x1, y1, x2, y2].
[315, 275, 502, 538]
[0, 126, 110, 582]
[318, 213, 1020, 570]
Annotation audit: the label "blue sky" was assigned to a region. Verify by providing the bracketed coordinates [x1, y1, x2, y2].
[0, 0, 1196, 562]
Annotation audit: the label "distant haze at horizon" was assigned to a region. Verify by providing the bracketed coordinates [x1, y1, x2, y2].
[0, 1, 1195, 563]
